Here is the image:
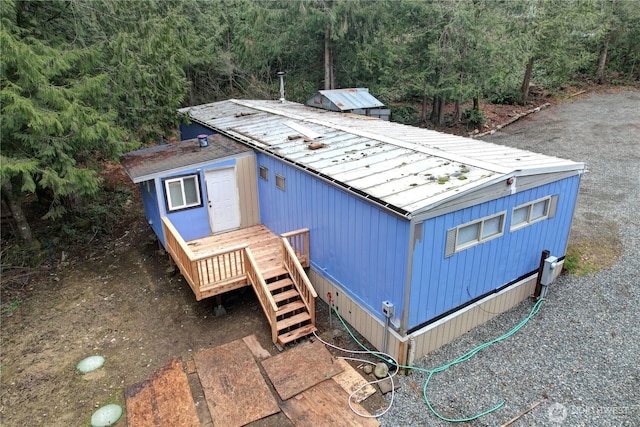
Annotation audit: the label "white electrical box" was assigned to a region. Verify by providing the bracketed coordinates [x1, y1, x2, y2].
[382, 301, 394, 318]
[540, 255, 559, 286]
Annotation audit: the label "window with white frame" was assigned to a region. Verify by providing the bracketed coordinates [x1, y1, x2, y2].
[510, 195, 558, 231]
[275, 174, 286, 191]
[445, 211, 506, 256]
[163, 174, 202, 212]
[259, 165, 268, 181]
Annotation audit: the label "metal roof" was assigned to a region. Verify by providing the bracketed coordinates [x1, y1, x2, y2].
[179, 99, 584, 218]
[121, 134, 252, 183]
[307, 88, 385, 111]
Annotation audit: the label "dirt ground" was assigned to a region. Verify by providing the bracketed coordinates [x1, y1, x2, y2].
[1, 86, 636, 426]
[0, 212, 395, 426]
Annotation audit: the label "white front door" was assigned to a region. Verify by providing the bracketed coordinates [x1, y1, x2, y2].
[205, 167, 241, 234]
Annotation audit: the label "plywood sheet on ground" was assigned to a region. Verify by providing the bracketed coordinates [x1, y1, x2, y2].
[261, 340, 343, 400]
[194, 339, 280, 427]
[125, 358, 200, 427]
[243, 334, 271, 360]
[332, 359, 377, 403]
[280, 379, 380, 427]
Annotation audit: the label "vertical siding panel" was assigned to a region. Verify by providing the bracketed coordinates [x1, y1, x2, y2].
[256, 153, 410, 322]
[141, 181, 163, 245]
[237, 155, 260, 228]
[431, 322, 442, 350]
[408, 175, 581, 330]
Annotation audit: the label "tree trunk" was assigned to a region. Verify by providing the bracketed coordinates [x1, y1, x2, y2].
[452, 100, 462, 123]
[330, 61, 335, 89]
[1, 181, 33, 244]
[520, 57, 534, 104]
[430, 97, 439, 124]
[597, 33, 610, 84]
[420, 94, 429, 123]
[324, 27, 333, 90]
[473, 95, 480, 111]
[430, 96, 445, 126]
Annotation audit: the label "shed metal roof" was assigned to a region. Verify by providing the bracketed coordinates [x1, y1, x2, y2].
[121, 133, 252, 183]
[179, 99, 584, 218]
[307, 88, 385, 111]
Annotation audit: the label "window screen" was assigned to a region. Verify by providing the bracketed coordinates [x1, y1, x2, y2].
[457, 223, 479, 246]
[259, 166, 268, 181]
[511, 195, 557, 231]
[446, 211, 506, 256]
[164, 174, 202, 211]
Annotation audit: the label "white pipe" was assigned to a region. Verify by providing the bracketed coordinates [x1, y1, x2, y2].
[277, 72, 285, 103]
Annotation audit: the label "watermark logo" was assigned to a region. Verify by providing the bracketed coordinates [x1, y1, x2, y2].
[547, 403, 639, 424]
[548, 403, 567, 423]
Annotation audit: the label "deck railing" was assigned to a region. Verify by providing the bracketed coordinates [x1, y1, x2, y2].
[244, 248, 279, 343]
[162, 217, 201, 293]
[281, 237, 317, 325]
[162, 217, 249, 299]
[162, 217, 313, 342]
[281, 228, 310, 268]
[194, 244, 247, 288]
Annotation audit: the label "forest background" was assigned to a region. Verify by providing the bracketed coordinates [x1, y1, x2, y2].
[1, 0, 638, 265]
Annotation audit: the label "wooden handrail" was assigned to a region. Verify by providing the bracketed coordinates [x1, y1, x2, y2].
[161, 217, 195, 258]
[190, 244, 248, 262]
[162, 217, 200, 290]
[280, 228, 310, 238]
[162, 217, 249, 297]
[281, 228, 310, 268]
[282, 238, 317, 325]
[244, 248, 279, 343]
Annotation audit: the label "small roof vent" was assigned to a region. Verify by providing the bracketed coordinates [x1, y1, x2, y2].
[276, 71, 286, 103]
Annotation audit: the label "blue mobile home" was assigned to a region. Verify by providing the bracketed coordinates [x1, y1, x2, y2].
[123, 99, 583, 361]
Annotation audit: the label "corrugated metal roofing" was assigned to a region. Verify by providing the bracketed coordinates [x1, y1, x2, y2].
[121, 134, 252, 183]
[308, 88, 385, 111]
[179, 99, 584, 217]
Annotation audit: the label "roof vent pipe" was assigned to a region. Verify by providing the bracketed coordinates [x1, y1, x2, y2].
[197, 134, 209, 148]
[276, 71, 286, 103]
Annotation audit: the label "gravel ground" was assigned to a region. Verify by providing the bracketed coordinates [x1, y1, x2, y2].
[377, 90, 640, 426]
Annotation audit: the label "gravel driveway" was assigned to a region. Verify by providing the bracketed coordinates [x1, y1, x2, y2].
[378, 90, 640, 426]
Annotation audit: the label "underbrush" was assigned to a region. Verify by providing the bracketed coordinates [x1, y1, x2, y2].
[1, 167, 142, 313]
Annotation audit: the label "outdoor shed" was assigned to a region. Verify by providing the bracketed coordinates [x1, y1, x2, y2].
[123, 98, 584, 363]
[306, 88, 390, 120]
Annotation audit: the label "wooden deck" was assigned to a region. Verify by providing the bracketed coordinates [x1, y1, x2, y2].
[187, 224, 284, 284]
[162, 217, 316, 345]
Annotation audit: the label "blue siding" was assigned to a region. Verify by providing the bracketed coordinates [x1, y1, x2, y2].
[256, 153, 410, 321]
[408, 175, 581, 328]
[140, 181, 163, 244]
[148, 159, 237, 247]
[180, 123, 215, 141]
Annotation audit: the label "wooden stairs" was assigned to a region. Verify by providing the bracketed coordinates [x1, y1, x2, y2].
[263, 266, 317, 347]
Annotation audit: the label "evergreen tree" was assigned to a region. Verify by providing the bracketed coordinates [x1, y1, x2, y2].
[506, 0, 598, 103]
[1, 0, 131, 243]
[593, 0, 640, 83]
